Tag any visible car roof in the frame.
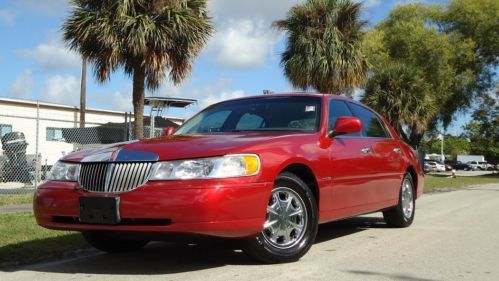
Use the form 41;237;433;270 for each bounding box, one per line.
220;92;356;103
216;93;376;111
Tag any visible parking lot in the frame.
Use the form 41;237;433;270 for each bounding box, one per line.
2;183;498;281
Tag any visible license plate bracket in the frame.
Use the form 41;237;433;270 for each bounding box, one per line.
79;197;120;225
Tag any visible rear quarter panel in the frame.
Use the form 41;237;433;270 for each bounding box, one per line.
399;141;424;198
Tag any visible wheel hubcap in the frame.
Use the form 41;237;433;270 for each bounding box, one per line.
401;179;414;219
262;187;307;249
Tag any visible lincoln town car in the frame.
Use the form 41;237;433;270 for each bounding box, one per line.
34;94;423;263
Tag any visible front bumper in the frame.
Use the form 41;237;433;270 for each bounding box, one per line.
34;179;273;238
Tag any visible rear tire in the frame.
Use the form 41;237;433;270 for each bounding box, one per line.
383;173;415;228
243;172;318;263
82;231;149;253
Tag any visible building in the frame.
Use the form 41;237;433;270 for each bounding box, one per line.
0;97;184;166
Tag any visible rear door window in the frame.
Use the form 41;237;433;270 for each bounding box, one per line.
348;103;389;138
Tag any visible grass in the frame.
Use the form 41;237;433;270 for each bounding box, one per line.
0;193;34;207
424;173;499;193
0;212;89;269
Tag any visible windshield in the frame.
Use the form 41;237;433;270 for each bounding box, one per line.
175;96;322;135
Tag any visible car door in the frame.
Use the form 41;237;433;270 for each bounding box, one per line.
348;103;403;205
327;100;378;216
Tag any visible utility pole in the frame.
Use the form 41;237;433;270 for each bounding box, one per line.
439;133;445;162
80;56;87;128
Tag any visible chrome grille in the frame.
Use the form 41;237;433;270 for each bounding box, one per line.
79;162;153;193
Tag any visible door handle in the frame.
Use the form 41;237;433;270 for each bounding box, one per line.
361;147;372;154
393;147;401;154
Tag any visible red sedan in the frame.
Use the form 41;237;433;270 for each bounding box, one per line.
34;94;423;263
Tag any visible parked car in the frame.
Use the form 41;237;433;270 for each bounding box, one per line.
444;163;453;171
447;161;472;171
467;161;481;170
478;162;495;171
423;162;433;173
34;94;423;263
424;161;446;172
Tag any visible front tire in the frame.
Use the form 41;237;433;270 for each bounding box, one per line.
383;173;416;228
243;172;318;263
82;231;149;253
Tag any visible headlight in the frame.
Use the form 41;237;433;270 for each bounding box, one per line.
48;161;80;182
150;154;260;180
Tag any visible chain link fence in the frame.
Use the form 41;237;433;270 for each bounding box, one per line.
0;107;165;195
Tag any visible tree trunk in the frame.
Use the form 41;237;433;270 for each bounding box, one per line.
409;125;425;148
132;63;146;139
79;56;87;128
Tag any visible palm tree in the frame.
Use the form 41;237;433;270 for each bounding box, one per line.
274;0;368;94
362;63;438;147
63;0;214;138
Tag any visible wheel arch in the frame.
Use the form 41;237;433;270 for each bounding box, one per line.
279;163;320;207
406;165;418;193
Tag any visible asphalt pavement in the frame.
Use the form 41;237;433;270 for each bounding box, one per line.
2;183;499;281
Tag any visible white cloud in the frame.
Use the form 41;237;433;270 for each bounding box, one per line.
210;19;281;69
209;0;303;23
90;78;247;116
106;86;134;111
207;0;378;70
181;89;247;119
41;75;80;106
203;90;246;108
8;69;34;99
206;1;300;70
149;77;248;118
18;39;81;71
209;0;380;25
0;9;15;24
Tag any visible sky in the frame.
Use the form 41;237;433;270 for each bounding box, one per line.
0;0;467;133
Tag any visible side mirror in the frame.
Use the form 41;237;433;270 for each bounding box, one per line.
328;117;362;138
161;127;176;137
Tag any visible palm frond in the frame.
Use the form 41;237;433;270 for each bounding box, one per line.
275;0;368;94
62;0;213;88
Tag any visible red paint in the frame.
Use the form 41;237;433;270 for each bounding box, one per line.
331;116;362;136
35;94;424;238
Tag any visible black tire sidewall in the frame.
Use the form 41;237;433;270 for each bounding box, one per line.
244;172;318;263
397;173;416;225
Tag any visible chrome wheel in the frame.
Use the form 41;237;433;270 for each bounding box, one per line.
262;187;307;249
401;178;414;219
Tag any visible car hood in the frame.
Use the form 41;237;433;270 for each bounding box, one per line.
61;132;313;162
